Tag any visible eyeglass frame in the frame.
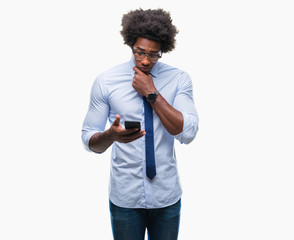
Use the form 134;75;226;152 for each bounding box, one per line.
132;47;162;63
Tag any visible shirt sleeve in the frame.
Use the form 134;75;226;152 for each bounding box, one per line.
173;71;199;144
81;74;109;151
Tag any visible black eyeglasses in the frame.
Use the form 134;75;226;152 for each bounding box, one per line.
132;48;162;63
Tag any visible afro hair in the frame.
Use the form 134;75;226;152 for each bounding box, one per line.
120;8;179;53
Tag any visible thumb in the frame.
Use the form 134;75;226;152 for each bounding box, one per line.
113;114;121;126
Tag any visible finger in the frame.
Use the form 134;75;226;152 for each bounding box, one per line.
121;131;146;143
113;127;136;137
133;66;143;74
122;128;139;135
119;129;145;139
113;114;120;126
133;66;138;72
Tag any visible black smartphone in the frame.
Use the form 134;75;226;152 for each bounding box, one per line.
125;121;141;132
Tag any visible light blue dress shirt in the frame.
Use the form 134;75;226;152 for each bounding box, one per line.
82;56;199;209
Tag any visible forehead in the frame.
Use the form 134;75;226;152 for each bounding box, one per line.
134;37;161;52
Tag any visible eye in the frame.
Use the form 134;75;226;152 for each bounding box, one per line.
149;54;159;59
136;52;145;56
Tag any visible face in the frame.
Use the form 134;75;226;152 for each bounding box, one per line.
132;37;161;74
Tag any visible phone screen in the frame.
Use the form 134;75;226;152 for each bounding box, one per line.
125;121;141;132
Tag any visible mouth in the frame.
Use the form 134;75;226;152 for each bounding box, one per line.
138;67;151;73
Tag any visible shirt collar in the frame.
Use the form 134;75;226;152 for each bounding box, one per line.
129;55;159;78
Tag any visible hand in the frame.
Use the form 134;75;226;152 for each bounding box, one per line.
132;67;156;97
109;115;145;143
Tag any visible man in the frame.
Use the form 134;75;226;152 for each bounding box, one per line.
82;8;199;240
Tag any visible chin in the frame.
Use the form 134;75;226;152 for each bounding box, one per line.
138;67;151;74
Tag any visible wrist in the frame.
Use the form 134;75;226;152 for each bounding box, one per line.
106;128;116;142
144;87;156;97
146;89;159;103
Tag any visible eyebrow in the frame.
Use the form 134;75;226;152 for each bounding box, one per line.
136;46;160;53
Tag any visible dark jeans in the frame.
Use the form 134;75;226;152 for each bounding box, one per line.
109;199;181;240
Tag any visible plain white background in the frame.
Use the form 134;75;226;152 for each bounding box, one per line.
0;0;293;239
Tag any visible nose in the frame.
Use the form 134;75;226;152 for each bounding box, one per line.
141;55;151;65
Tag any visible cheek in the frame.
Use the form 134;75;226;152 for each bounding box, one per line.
134;59;140;66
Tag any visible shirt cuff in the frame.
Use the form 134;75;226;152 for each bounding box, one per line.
174;112;199;144
81;130;99;152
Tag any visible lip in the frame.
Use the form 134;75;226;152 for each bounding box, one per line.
139;67;151;73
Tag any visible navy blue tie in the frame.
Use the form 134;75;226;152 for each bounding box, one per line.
143;96;156;180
